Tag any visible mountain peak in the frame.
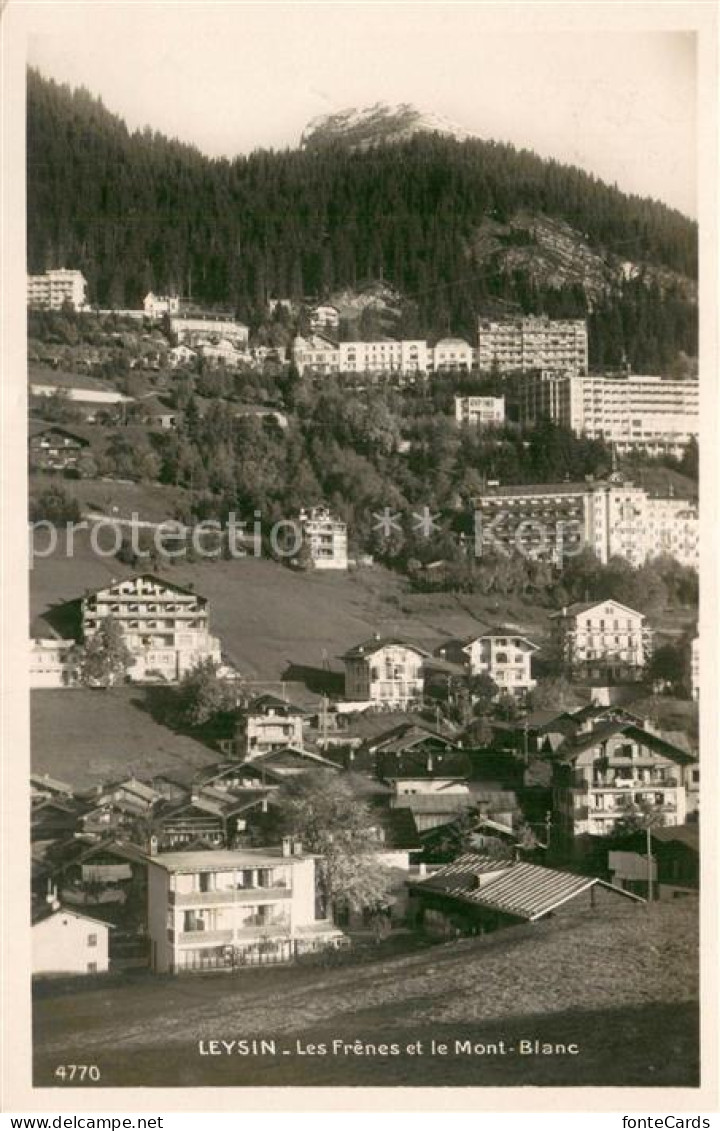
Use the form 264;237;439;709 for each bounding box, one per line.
301;101;474;151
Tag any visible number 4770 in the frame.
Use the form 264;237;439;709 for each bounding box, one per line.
54;1065;101;1082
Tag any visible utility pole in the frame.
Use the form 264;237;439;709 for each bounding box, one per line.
646;824;654;903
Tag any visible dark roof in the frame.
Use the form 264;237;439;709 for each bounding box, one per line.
28;423;91;446
376;749;471;781
341;636;431;661
556;721;696;765
245;693;307;716
396;794;473;815
369;805;421;851
411;853;643;920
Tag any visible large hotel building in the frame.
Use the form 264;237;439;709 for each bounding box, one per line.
27;269;88;311
476;315;588;374
507;370;698;457
474;474;698;570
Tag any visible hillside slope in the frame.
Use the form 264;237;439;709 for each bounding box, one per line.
27;69;697;368
33;899;698;1086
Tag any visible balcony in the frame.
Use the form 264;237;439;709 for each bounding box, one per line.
177;928;233;946
170;886;291;907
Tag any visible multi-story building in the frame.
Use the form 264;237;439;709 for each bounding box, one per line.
147;842;343;972
338;339;429;375
170;315;249;347
143;292;181;319
551;719;694;839
691;636;699;701
430;338;474;373
440;633;538;696
81;574;222;682
342;637;427;709
27;269;88;311
235;694;306;757
297;506;348;570
507;370;699;457
454;395;506;427
292;333;340;375
29;637;78;689
477;315;588;374
549;599;652;682
474;474;698;569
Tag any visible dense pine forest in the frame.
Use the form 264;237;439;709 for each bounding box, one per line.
27;68;698;370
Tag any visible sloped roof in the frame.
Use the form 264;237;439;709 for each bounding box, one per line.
369;805;421;851
83;573;202;600
548;599;645;620
556;721;696;765
396;794;472;815
411;852;643;920
32;902;114;929
377;749;470;781
341;637;431;661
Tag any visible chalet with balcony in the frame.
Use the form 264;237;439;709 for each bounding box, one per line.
29;424;90;473
232;694;306;758
342;636;428;709
551;719;695;840
147;841;344;972
80;574;222;682
549;599;652;682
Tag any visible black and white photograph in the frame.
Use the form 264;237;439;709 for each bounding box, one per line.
1;0;717;1110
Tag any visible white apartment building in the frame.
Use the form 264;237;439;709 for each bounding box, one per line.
144;292;181;319
477;315;588;374
292;334;340;375
170;315;249;347
297;506;348;570
27;269;88;311
338;339;429;375
81;574;222;683
147;844;343;972
29;638;78;689
475;474;698;570
549;600;652;682
461;634;538;696
455;395;506;426
342;637;427;708
508;370;698;457
235;694;306;757
431;338;474;372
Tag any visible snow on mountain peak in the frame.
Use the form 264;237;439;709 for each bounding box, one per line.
301;102;474;150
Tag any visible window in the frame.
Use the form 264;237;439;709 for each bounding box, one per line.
87;933;97;947
87;962;97;974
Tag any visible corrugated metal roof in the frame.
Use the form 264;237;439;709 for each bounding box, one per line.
413;852;642;920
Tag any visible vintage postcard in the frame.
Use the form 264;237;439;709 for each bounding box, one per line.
1;0;718;1114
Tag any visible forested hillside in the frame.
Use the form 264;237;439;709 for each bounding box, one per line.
27;68;698;369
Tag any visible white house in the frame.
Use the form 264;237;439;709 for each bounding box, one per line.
168;344;197;369
691;636;699;701
147;842;344;972
431;337;474;372
342;637;427;709
32;900;110;976
309;304;340;333
549;600;652;682
454;396;506;427
29;637;78;689
27;269;88;311
297;506;348;570
440;634;538;697
144;292;181;319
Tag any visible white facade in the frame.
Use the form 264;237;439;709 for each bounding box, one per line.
551;600;652;679
170;316;249;347
477;315;588;374
691;636;699;701
475;476;698;570
168;345;197;369
147;847;343;973
199;339;248;367
509;371;698;457
462;634;538;695
144;292;181;318
29;638;78;689
298;506;348;570
81;574;222;683
343;639;425;708
338;339;429;375
310;304;340;332
33;906;110;976
431;338;474;372
27;269;88;311
455;395;505;426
